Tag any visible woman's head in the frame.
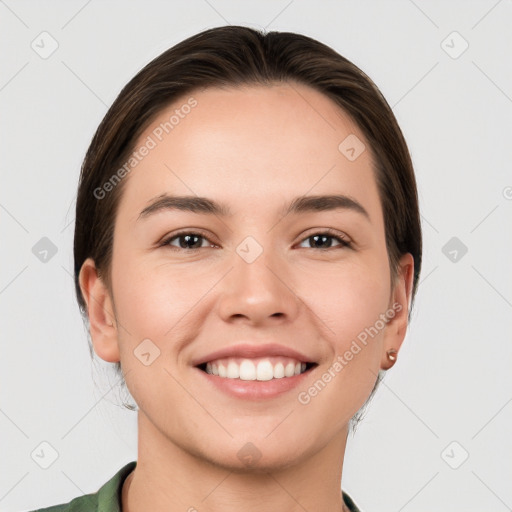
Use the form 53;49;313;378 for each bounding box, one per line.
75;25;421;462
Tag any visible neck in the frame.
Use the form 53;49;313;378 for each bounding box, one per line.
122;412;352;512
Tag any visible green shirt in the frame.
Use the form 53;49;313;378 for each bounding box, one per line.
28;461;362;511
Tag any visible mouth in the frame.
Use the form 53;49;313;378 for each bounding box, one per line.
191;343;320;399
195;357;318;381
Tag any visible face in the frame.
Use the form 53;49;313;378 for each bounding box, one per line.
81;82;412;471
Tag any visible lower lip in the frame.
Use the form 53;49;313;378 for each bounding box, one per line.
194;366;315;400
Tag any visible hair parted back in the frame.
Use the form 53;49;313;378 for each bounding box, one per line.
73;25;422;425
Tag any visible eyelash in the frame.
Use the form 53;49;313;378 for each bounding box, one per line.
159;229;352;251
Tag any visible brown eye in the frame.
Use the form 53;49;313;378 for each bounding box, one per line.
297;231;351;250
161;232;215;250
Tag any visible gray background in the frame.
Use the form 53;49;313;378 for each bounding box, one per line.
1;1;511;511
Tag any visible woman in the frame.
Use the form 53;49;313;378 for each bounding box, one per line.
31;25;421;512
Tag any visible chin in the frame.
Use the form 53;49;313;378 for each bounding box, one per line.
195;438;310;474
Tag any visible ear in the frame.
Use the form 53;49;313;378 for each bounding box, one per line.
78;257;120;363
380;253;415;370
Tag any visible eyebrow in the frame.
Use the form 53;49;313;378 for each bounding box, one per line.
138;193;370;221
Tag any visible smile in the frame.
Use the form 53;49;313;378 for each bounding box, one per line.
192;343;319;399
198;356;317;381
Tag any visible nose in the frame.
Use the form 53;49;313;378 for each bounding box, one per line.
216;243;301;327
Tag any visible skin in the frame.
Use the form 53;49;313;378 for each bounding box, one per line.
79;82;414;512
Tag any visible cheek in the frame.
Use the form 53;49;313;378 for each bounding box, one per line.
297;253;391;349
109;257;211;415
110;248;221;347
293;258;391;423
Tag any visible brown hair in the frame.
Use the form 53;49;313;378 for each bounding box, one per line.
74;25;422;429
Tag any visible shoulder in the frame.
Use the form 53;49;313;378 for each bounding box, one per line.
25;493;97;512
24;461;137;512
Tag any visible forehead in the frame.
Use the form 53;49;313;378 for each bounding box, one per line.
116;82;381;222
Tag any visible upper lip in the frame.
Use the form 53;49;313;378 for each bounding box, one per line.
191;343;316;367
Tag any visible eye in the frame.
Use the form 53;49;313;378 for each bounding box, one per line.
160;231;216;251
297;230;352;250
159;229;352;251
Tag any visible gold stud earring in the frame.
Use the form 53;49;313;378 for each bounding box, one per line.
386;348;397;362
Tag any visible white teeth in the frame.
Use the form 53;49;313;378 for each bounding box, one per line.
273;362;285;379
227;361;239;379
239;360;256;380
203;357;310;380
256;360;274;381
284;362;295;377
